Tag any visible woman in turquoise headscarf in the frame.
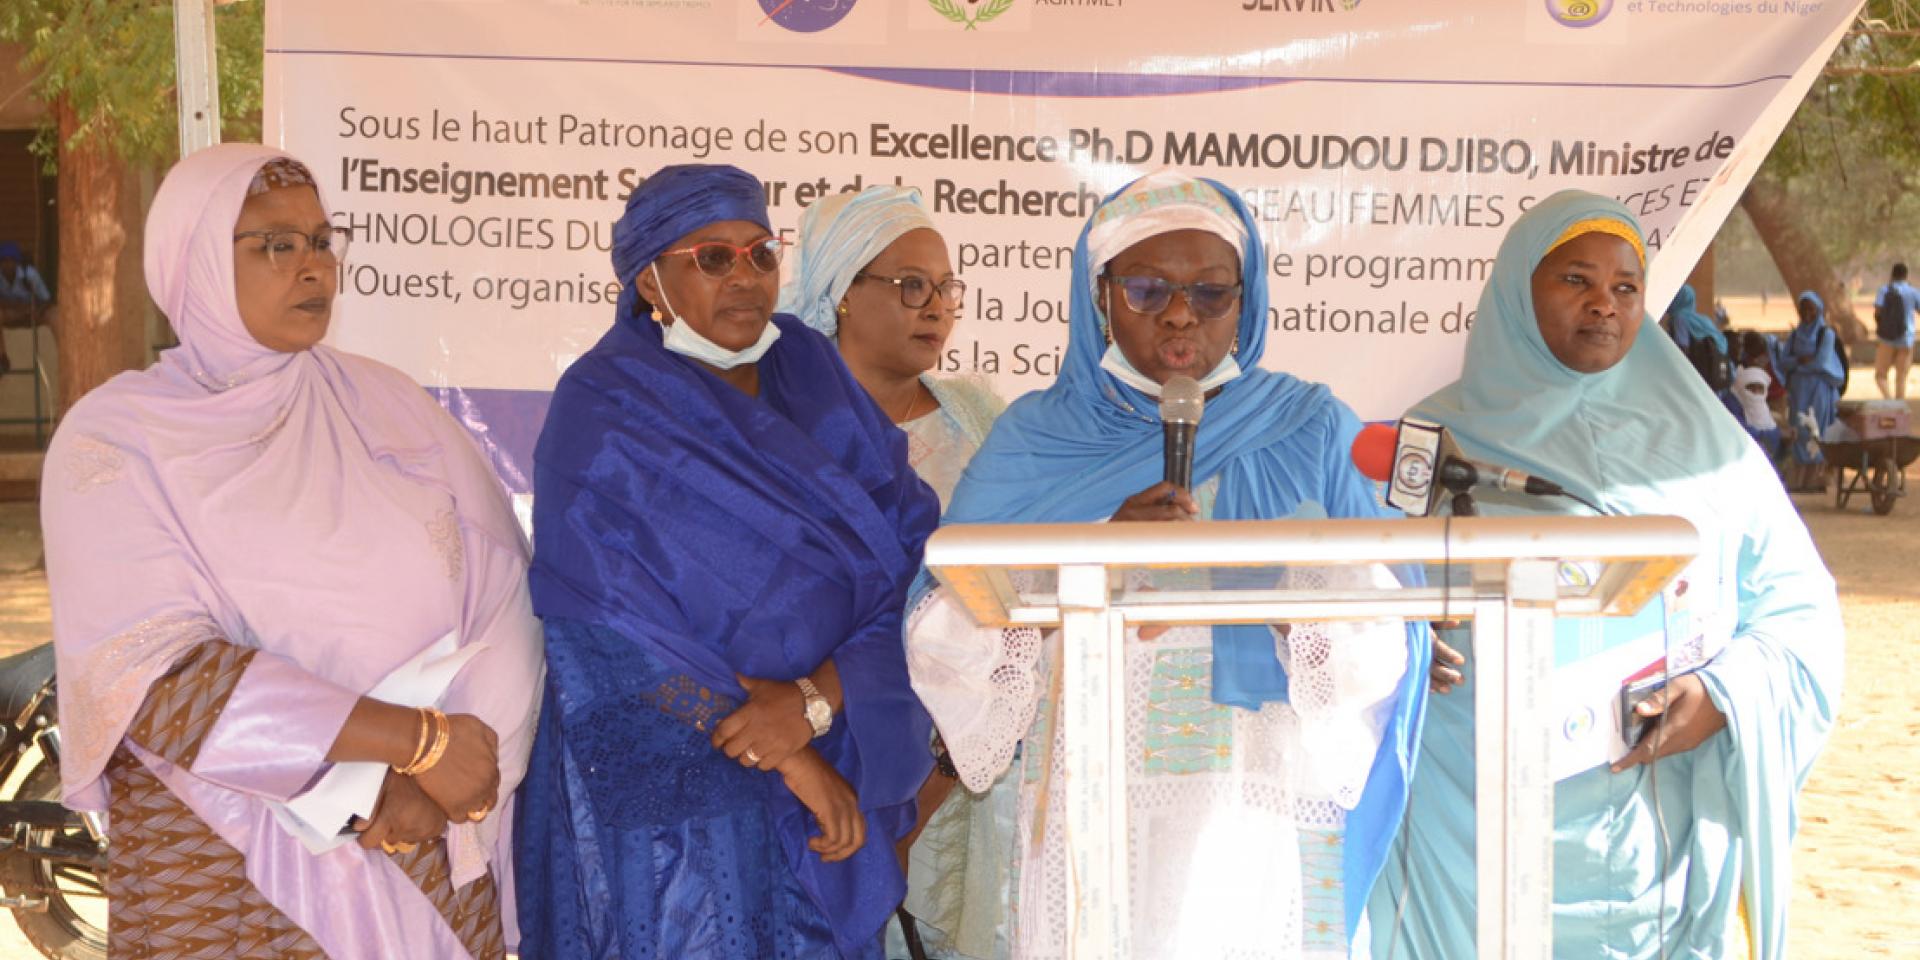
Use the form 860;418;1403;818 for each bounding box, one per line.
1367;191;1842;960
778;184;1010;960
1665;283;1726;354
904;171;1429;959
1780;290;1846;491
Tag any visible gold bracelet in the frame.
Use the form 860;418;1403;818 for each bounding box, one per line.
406;708;452;776
395;706;432;774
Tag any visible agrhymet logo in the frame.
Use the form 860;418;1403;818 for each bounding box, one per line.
927;0;1016;29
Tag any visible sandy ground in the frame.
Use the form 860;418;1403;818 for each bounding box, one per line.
0;429;1910;956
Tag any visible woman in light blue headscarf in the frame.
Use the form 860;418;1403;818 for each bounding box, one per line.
1780;290;1845;490
904;171;1429;959
1665;282;1727;354
1367;191;1842;960
778;185;1009;960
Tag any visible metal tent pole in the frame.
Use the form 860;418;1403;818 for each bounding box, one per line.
174;0;223;157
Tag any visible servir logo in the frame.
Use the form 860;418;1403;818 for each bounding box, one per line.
756;0;859;32
1240;0;1362;11
1545;0;1612;27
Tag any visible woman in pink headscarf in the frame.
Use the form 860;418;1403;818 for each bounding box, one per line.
40;143;542;959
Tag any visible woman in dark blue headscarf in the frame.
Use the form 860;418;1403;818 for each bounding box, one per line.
513;164;941;959
1781;290;1845;490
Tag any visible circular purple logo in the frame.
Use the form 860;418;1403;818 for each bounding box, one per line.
757;0;859;33
1546;0;1611;27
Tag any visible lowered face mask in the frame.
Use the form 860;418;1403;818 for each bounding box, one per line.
650;263;781;369
1099;342;1242;398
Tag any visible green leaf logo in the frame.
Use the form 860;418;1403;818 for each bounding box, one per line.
926;0;1016;31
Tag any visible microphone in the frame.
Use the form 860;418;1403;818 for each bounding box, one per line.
1351;420;1566;516
1160;375;1204;491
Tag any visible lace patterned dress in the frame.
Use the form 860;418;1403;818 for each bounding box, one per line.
905;478;1410;960
887;377;1019;960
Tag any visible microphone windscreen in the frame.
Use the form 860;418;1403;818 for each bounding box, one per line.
1159;375;1205;425
1350;422;1398;482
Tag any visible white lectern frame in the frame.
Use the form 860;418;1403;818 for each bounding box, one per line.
924;515;1698;960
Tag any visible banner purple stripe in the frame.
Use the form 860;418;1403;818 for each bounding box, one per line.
823;66;1293;98
266;48;1792;95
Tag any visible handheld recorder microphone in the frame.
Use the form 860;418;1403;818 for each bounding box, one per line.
1159;375;1204;491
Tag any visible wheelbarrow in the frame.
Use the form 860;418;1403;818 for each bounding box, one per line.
1820;435;1918;516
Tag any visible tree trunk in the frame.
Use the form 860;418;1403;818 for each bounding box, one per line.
51;95;138;417
1740;172;1866;343
1685;240;1716;320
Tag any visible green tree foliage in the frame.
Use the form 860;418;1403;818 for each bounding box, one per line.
1722;1;1920;294
0;0;264;166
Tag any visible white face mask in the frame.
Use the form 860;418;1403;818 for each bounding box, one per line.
650;263;781;370
1098;344;1242;398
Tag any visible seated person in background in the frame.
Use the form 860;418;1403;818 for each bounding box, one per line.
1733;360;1783;463
0;240;54;372
1369;191;1841;960
905;171;1428;960
778;184;1009;960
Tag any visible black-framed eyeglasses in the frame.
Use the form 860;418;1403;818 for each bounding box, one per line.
854;272;967;310
232;227;352;273
658;238;786;278
1105;274;1241;321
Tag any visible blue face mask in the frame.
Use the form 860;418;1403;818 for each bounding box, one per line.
650;263;781;369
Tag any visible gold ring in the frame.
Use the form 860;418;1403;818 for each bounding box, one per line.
468;805;492;821
744;749;762;766
394;841;417;854
380;841;398;854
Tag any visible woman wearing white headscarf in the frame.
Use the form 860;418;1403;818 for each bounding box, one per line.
779;185;1008;960
903;172;1427;960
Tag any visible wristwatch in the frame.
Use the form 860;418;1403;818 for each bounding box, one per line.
796;677;833;739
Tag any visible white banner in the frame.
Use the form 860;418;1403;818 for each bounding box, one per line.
264;0;1860;489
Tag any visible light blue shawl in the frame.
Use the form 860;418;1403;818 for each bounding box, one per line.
1369;191;1842;959
1667;283;1728;353
1786;290;1846;388
930;174;1430;935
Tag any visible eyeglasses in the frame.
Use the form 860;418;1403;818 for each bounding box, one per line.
232;227;352;273
1105;274;1241;321
658;238;786;278
854;272;967;310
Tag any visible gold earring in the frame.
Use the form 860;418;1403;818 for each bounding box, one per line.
836;301;849;319
1231;332;1241;356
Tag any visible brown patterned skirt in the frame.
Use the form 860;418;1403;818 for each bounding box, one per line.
105;749;507;960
